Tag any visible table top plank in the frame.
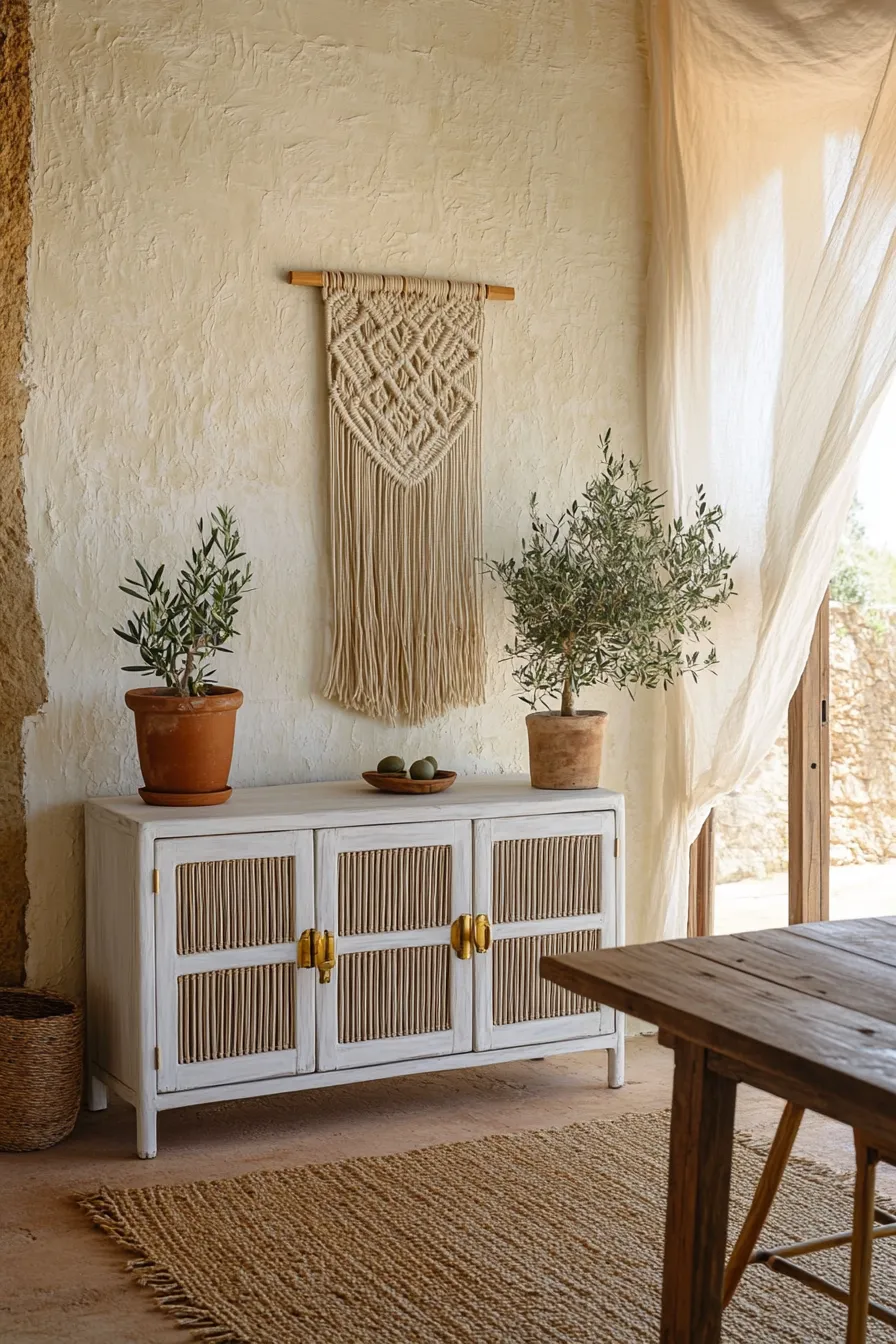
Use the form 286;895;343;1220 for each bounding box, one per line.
541;940;896;1114
785;917;896;969
668;927;896;1027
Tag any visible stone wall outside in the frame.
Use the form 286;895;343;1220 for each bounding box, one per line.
714;605;896;883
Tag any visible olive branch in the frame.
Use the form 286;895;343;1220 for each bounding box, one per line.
114;506;252;697
483;432;736;714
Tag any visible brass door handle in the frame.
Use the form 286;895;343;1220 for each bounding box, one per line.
316;929;336;984
450;914;473;960
473;914;492;954
297;928;321;969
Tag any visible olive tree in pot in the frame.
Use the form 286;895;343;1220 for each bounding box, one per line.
483;433;735;790
116;506;252;806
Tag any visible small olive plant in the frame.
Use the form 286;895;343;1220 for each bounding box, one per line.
483;432;736;715
115;506;252;697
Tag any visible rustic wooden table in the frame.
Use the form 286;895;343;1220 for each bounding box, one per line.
542;919;896;1344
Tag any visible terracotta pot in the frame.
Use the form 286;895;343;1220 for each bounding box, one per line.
125;686;243;806
525;710;608;790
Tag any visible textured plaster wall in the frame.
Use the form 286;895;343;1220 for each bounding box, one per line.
0;1;47;984
25;0;647;996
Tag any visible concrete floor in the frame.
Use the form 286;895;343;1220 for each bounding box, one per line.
2;1034;893;1343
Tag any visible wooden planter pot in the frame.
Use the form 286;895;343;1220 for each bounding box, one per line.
125;686;243;806
526;710;608;790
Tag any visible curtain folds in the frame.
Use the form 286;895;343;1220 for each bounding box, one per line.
641;0;896;943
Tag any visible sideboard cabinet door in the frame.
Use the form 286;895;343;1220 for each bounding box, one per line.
315;821;473;1071
472;812;617;1052
154;831;315;1093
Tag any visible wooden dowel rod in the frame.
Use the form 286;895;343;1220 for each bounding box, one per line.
759;1255;896;1328
754;1221;896;1262
287;270;514;301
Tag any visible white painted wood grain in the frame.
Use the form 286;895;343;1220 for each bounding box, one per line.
136;827;158;1149
91;1062;136;1107
338;927;452;954
155;1031;621;1111
473;811;618;1052
154;830;315;1091
86;815;141;1091
316;820;473;1072
86;777;624;838
173;942;295;975
172;1048;299;1092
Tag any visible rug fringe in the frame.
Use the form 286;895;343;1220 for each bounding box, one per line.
78;1191;246;1343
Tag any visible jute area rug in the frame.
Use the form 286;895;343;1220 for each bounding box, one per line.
82;1110;896;1343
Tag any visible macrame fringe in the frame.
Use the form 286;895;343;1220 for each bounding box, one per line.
321;270;486;724
323;383;485;725
79;1191;245;1343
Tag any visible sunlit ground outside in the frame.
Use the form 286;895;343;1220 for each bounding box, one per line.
715;860;896;934
713;417;896;935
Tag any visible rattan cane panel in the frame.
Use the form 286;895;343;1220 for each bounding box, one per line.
338;846;452;936
178;963;296;1063
493;928;602;1026
492;835;602;924
338;945;451;1044
176;857;295;955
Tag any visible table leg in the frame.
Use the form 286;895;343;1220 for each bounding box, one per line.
661;1039;737;1344
847;1133;879;1344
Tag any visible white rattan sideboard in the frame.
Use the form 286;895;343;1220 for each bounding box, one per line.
85;776;625;1157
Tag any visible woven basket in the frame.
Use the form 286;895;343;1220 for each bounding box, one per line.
0;988;83;1152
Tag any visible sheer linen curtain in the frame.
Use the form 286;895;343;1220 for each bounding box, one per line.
640;0;896;943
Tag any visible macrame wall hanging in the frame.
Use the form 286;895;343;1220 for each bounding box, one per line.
289;268;514;724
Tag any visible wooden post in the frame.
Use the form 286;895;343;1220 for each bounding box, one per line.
788;591;830;924
688;812;715;938
661;1038;737;1343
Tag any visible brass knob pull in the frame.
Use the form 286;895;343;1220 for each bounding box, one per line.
473;914;492;954
316;929;336;984
450;914;473;960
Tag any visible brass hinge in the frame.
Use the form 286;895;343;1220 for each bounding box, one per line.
613;838;619;858
450;914;473;960
316;930;336;985
154;1046;161;1070
473;913;492;954
152;868;160;894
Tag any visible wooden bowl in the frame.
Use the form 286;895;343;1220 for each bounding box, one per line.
362;770;457;795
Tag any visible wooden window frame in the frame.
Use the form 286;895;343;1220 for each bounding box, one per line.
687;811;716;938
688;590;830;936
787;592;830;924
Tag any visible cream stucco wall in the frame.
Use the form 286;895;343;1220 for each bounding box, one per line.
23;0;647;996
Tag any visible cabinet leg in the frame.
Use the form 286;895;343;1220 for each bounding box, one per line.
87;1074;108;1111
137;1103;157;1159
608;1036;625;1088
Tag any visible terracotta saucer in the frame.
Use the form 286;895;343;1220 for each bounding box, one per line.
138;786;233;807
361;771;457;795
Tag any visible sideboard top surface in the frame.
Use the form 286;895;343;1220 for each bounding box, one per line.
86;775;624;836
